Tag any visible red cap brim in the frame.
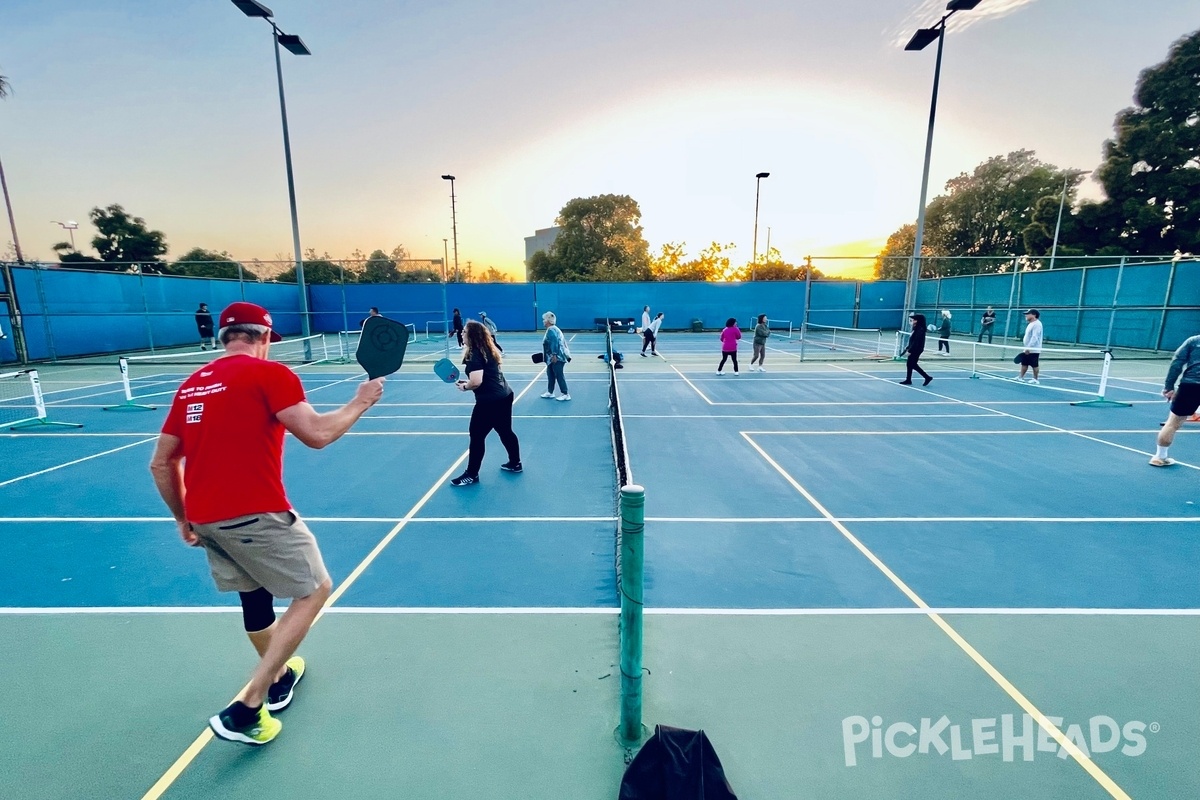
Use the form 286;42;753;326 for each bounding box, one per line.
269;331;283;342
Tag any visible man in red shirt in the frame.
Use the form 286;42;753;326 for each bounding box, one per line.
150;302;383;746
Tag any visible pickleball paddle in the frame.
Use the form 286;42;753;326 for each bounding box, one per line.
433;357;460;383
356;316;409;379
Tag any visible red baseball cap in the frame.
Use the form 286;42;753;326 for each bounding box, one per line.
218;302;283;342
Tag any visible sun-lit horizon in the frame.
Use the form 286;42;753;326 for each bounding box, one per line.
1;0;1196;282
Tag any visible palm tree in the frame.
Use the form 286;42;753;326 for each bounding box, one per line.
0;72;24;264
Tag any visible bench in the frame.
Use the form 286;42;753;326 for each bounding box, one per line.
595;317;636;332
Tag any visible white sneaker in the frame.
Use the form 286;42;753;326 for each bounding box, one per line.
556;394;571;401
758;367;766;373
1029;378;1040;385
540;392;554;398
716;371;723;376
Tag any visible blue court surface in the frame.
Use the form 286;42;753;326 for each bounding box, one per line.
1;331;1197;799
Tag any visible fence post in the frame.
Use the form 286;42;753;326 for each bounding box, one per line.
617;484;647;748
1002;257;1019;343
1154;258;1178;352
32;265;58;361
1;262;29;364
1104;257;1126;351
1074;266;1087;345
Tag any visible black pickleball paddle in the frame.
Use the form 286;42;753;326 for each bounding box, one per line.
356;316;409;379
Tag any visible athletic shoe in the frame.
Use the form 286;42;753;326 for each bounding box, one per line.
923;376;933;386
209;701;281;746
898;380;913;385
540;392;554;398
640;352;647;357
266;656;305;712
1149;456;1176;467
450;473;479;487
500;461;523;473
716;371;723;376
556;394;571;401
758;367;766;373
1028;379;1040;385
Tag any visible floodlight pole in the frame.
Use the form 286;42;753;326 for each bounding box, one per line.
1048;171;1087;270
752;172;769;280
443;175;459;281
270;22;310;336
904;21;946;317
0;155;24;264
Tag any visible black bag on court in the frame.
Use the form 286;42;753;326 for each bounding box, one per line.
618;725;738;800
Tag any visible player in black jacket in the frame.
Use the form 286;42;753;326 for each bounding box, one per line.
899;312;932;386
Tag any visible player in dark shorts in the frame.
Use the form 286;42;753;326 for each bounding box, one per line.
195;303;215;350
1151;333;1200;466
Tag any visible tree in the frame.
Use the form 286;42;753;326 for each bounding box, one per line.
750;249;818;281
0;72;23;264
874;151;1082;277
360;249;401;283
173;248;255;280
479;267;512;283
1073;29;1200;255
277;249;343;284
650;241;739;281
88;204;168;272
528;194;651;282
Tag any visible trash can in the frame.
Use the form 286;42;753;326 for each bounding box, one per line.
691;319;704;333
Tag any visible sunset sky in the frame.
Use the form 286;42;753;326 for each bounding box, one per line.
1;0;1196;280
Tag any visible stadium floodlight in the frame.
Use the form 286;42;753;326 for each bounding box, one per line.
752;172;770;277
231;0;312;335
904;28;941;51
232;0;273;18
51;220;79;250
442;176;459;281
900;0;982;317
277;34;310;56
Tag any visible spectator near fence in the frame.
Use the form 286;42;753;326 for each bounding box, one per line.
195;303;215;351
978;306;996;343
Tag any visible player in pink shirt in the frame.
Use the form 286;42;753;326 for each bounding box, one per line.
717;318;742;375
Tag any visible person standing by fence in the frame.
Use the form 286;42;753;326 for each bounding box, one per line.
978;306;996;343
195;303;215;351
937;310;952;355
452;308;464;347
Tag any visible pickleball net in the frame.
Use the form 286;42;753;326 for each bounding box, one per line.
894;331;1130;406
105;333;332;411
0;369;82;430
801;323;888;359
337;324;418;362
606;327;646;746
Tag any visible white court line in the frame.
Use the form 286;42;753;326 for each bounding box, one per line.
743;429;1184;436
668;362;714;404
831;362;1200;471
0;437;158;488
739;430;1130;799
2;606;1197;616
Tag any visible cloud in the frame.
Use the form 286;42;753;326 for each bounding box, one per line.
889;0;1040;47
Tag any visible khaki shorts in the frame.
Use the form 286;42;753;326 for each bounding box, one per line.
191;510;330;599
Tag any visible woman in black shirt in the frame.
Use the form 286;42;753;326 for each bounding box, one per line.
450;320;522;486
899;313;933;386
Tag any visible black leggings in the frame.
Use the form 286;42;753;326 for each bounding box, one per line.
641;330;656;353
466;393;520;475
718;351;739;372
938;338;949;353
906;351;931;382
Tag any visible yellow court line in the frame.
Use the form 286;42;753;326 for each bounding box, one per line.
140;371;547;800
740;431;1132;800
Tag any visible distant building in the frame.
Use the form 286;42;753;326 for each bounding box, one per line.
523;226;561;281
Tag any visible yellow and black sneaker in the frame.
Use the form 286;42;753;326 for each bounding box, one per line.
267;656;306;712
209;701;281;745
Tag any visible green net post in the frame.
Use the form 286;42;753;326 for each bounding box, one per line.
617;484;647;748
102;357;157;411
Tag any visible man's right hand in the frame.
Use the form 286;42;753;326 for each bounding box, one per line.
355;378;384;407
1164;389;1175;401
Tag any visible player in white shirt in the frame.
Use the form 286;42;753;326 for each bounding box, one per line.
1018;309;1044;384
